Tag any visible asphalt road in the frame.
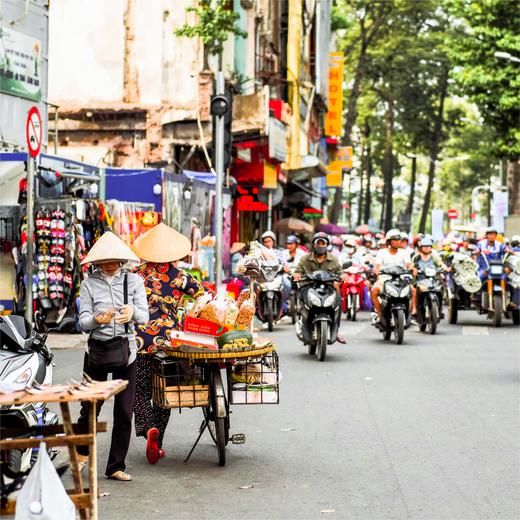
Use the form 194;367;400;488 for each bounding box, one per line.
45;311;519;520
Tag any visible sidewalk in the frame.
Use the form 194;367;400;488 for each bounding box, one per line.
47;332;85;350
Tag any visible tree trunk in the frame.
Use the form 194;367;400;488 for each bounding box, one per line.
418;67;449;234
363;121;372;224
382;95;394;231
405;155;417;217
357;142;365;226
123;0;140;103
507;159;520;215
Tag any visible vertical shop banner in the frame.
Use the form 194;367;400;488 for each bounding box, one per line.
263;162;277;189
492;190;508;233
324;52;344;137
326;146;352;187
0;27;42;101
431;209;444;240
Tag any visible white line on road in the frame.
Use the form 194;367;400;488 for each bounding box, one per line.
462;326;490;336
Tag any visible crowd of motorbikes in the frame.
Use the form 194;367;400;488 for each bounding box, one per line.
251;228;520;360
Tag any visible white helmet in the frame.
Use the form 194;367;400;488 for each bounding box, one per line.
386;229;401;241
344;238;357;248
261;231;276;243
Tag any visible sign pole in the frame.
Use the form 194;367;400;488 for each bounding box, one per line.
24;105;42;324
25;156;35;323
214;71;225;287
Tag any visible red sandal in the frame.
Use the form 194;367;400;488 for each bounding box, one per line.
146;428;160;465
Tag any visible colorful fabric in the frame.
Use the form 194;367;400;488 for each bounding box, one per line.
134;262;204;353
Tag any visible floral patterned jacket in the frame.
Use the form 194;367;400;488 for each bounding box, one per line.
134;262;204;353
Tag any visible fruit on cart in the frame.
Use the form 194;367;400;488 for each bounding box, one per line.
217;329;253;350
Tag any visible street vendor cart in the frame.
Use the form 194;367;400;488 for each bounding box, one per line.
152;341;279;467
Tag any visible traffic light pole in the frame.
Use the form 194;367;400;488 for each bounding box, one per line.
214;71;225;287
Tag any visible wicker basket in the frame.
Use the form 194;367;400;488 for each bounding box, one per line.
151;357;209;409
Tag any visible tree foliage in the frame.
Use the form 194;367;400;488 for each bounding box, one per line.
175;0;247;60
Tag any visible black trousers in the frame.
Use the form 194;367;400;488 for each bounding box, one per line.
77;353;136;476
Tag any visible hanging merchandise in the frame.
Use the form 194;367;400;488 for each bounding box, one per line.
105;200;160;246
15;198;112;330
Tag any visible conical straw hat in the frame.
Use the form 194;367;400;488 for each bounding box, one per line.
132;223;191;263
81;231;140;265
230;242;246;254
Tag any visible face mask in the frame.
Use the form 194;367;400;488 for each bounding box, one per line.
314;245;328;255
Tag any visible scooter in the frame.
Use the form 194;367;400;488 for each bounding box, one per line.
255;270;284;332
341;263;366;321
296;270;342;361
415;266;443;335
374;266;413;345
0;315;73;500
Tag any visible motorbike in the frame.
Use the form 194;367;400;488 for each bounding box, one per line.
504;253;520;325
0;315;74;500
255;269;284;332
295;270;342;361
341;263;366;321
415;266;443;334
374;266;413;345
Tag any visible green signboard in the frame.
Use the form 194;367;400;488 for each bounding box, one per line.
0;26;42;102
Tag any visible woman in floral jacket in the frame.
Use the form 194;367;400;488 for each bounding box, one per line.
132;223;205;464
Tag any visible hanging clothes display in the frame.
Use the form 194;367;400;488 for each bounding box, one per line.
105;200;160;246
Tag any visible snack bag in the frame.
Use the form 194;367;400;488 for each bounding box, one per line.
235;299;255;328
189;293;213;317
224;302;239;325
236;289;251;308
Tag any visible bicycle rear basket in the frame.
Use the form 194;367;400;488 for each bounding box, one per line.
151;356;209;409
227;350;279;405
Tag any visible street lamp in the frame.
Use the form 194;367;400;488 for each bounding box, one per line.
494;51;520;63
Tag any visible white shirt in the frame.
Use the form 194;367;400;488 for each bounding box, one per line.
283;248;306;268
375;248;409;269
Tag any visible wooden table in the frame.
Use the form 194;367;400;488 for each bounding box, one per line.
0;379;127;520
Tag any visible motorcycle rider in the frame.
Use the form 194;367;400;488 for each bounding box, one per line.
261;230;290;311
399;232;414;261
477;226;506;281
411;236;450;314
293;232;345;342
371;229;413;324
284;235;305;267
340;238;364;266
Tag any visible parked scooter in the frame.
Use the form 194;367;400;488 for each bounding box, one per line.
341;262;366;321
374;266;413;344
0;315;74;499
415;266;443;334
255;270;284;332
295;270;342;361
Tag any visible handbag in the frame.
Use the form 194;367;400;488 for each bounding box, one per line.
87;274;130;371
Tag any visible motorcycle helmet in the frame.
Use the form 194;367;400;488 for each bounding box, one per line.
485;226;498;235
343;238;357;248
286;235;298;244
400;232;409;241
386;229;401;246
511;235;520;247
412;233;424;248
362;234;373;245
418;237;433;248
312;232;330;255
261;231;276;245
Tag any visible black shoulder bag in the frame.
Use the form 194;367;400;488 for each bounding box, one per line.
87;274;131;371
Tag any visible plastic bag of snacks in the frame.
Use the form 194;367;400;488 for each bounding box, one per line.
236;241;280;282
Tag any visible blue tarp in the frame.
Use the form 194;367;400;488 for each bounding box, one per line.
182;169;216;185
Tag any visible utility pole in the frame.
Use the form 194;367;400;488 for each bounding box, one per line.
25;156;35;323
213;71;226;287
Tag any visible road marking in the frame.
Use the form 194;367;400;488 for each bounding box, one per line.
462;326;489;336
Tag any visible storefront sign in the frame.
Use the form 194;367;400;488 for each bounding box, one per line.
0;27;42;102
324;52;344;137
326;146;352;187
263;162;277;189
268;117;288;162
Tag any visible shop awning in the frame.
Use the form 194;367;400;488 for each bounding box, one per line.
281;155;328;182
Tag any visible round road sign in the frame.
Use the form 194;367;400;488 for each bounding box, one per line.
447;209;459;219
26;106;42;157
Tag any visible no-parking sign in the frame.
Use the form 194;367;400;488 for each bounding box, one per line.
26;106;42;157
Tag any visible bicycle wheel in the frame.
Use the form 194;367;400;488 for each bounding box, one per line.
210;368;229;466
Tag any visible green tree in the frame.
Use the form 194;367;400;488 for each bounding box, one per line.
447;0;520;213
175;0;247;69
